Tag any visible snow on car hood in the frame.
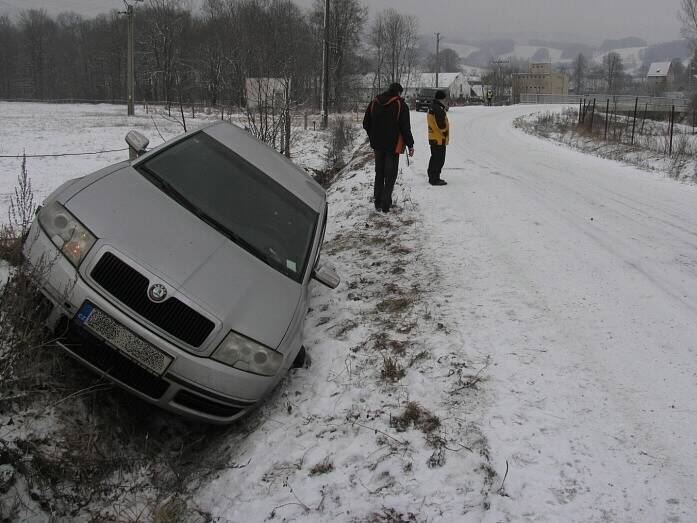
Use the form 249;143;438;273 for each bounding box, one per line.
64;165;302;350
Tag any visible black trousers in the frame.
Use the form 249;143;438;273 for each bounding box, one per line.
428;145;446;182
374;150;400;210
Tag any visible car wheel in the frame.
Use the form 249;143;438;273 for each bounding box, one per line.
292;346;306;368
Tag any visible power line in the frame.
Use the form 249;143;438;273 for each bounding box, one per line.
0;148;129;159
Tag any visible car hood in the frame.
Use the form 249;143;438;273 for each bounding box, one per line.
65;165;302;349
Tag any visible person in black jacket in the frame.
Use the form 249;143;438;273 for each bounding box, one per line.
362;83;415;213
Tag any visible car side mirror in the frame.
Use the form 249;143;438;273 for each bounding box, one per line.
312;264;340;289
126;130;149;160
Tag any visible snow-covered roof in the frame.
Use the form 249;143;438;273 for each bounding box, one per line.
347;72;463;91
647;62;672;77
408;72;462;89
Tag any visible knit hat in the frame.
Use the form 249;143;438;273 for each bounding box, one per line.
435;90;447;100
387;83;404;96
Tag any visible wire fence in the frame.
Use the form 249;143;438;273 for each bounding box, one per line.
573;96;696;156
519;93;691;114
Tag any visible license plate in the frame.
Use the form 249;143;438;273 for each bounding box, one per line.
75;302;173;375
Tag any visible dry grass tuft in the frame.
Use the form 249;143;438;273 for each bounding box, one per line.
391;402;440;434
152;496;189;523
370;507;419;522
381;357;405;382
309;458;334;476
376;296;415;314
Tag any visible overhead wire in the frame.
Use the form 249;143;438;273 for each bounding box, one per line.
0;148;129;159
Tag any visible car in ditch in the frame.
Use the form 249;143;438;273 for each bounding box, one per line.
23;122;340;424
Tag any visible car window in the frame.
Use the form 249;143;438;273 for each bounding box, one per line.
137;132;318;283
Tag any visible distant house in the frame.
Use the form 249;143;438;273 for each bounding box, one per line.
646;62;674;92
511;63;569;103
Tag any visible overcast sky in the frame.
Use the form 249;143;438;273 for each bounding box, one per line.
0;0;684;45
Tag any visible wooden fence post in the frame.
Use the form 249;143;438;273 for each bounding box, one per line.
641;102;648;135
669;105;675;155
604;99;610;140
589;98;596;132
631;97;638;145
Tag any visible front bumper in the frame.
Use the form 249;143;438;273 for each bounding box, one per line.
23;222;283;424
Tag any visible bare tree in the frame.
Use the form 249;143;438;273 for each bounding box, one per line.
312;0;367;112
369;9;419;89
425;48;461;73
0;0;326;112
19;9;57;99
140;0;192;104
604;52;624;94
680;0;697;48
0;15;18;98
572;53;587;95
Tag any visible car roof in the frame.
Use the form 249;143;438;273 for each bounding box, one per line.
135;121;326;213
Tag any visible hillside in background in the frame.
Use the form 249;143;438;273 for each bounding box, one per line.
439;35;691;75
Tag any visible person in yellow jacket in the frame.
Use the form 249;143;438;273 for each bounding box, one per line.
427;90;449;186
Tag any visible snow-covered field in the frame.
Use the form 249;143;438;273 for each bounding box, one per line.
0;103;202;218
3;101;697;521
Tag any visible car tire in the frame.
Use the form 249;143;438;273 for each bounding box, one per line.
292;346;307;368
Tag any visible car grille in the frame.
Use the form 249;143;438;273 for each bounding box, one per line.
60;322;170;399
91;252;215;348
173;390;244;418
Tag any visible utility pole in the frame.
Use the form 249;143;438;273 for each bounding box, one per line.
435;32;442;88
122;0;142;116
320;0;330;129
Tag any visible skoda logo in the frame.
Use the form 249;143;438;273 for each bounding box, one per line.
148;283;168;303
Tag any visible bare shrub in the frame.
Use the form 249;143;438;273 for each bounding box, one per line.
324;117;356;172
371;508;419;522
518;109;578;139
309;458;334;476
0;162;52;389
391;402;440;433
1;154;37;264
669;132;693;179
152;496;189;523
381;357;405;382
0;259;54;394
376;295;415;314
9;154;35;239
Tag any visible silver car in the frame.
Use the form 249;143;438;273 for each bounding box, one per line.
23;122;339;424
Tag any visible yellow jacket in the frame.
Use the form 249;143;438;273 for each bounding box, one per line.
427;100;449;145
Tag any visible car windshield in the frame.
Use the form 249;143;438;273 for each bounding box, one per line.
136;132;318;283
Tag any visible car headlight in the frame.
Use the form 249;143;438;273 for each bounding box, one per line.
212;331;284;377
38;201;97;267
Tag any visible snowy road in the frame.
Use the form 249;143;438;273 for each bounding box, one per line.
406;106;697;521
